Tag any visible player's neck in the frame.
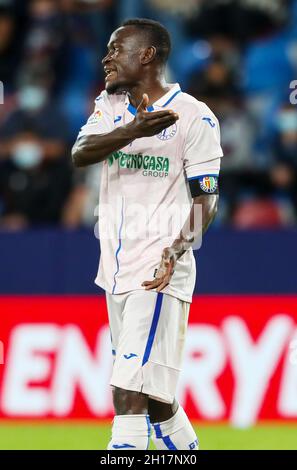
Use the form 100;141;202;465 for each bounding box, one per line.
128;76;170;109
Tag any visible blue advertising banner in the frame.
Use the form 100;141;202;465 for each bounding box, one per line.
0;228;297;294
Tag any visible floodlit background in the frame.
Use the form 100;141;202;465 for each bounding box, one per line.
0;0;297;450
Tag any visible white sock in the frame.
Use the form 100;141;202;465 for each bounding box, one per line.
107;414;151;450
151;405;199;450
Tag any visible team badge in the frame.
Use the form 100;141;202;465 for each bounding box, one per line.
199;176;218;193
157;123;177;141
87;110;103;124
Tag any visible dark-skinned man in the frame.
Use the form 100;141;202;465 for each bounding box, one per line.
72;18;223;450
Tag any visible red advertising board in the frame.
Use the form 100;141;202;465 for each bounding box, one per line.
0;296;297;426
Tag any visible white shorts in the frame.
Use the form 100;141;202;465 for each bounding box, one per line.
106;290;190;404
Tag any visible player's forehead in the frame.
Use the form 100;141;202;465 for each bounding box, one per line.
107;26;142;49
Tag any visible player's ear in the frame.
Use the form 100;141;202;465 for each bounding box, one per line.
140;46;156;65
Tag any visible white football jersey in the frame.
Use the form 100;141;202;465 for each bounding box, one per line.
78;83;223;302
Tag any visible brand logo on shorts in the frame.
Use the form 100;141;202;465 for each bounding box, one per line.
189;438;199;450
123;353;138;360
157;123;177;140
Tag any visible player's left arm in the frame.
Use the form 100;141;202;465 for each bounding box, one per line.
142;105;223;292
142;192;218;292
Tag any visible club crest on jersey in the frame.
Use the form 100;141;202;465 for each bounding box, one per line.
199;176;218;193
157;123;177;141
87;110;103;124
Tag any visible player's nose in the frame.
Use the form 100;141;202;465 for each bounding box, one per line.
102;53;112;65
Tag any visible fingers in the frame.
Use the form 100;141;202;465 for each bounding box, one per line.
145;110;179;120
133;104;179;139
147;116;179;134
148;114;179;126
137;93;149;112
142;266;173;291
142;93;149;109
142;278;163;289
141;248;175;292
142;277;170;291
156;280;169;292
142;280;156;287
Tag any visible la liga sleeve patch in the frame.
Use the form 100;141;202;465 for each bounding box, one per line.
87;110;103;125
188;175;219;197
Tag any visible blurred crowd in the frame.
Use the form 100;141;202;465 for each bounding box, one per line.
0;0;297;230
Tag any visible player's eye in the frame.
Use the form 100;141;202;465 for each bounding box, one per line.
108;48;118;56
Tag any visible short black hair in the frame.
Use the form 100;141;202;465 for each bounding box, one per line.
122;18;171;65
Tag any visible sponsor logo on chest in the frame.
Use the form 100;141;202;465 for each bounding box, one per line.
108;150;170;178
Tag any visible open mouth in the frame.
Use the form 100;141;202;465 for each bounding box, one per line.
104;67;117;81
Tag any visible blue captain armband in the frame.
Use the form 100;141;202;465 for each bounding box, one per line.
188;175;219;198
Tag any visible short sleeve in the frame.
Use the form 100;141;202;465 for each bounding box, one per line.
183;105;223;180
78;91;114;138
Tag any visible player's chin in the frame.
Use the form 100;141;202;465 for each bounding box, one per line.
105;79;123;95
105;78;130;95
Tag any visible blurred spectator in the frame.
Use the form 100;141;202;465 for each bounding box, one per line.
185;0;289;43
232;198;295;228
18;0;69;93
269;104;297;215
0;75;73;229
0;4;23;95
149;0;200;18
1;0;297;230
58;0;114;139
62;164;102;228
273;105;297;168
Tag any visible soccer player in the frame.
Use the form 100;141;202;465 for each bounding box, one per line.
72;18;223;450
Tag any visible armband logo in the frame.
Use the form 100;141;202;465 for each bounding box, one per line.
199;176;218;193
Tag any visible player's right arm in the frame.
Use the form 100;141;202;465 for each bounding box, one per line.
72;94;178;168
